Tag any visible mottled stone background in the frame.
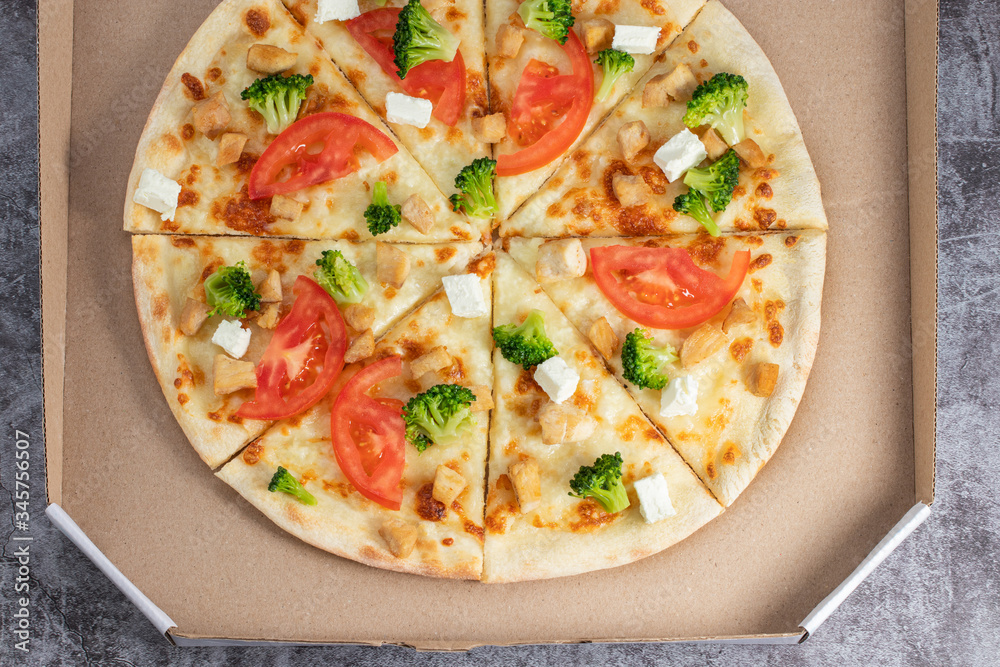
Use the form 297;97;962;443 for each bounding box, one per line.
2;0;997;664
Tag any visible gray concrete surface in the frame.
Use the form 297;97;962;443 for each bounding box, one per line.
1;0;998;663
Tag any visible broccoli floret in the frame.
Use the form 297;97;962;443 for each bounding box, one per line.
267;466;318;505
314;250;369;305
403;384;477;452
240;73;314;135
492;309;558;369
393;0;460;79
568;452;630;514
593;48;635;102
621;328;678;390
682;72;749;146
517;0;575;44
203;261;261;318
364;181;402;236
672;149;739;237
449;157;497;218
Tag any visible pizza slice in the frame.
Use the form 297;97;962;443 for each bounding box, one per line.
125;0;484;243
216;254;495;578
132;234;483;467
487;0;707;220
501;0;828;238
505;230;825;505
281;0;490;199
483;251;722;582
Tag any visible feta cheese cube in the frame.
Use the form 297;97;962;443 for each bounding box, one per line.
660;375;699;418
441;274;488;318
385;92;433;129
534;357;579;404
212;320;252;359
132;168;181;221
633;473;676;523
653;129;708;183
315;0;360;22
611;25;661;55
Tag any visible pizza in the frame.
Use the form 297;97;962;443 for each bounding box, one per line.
126;0;827;581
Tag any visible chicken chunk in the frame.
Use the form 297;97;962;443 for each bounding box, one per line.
376;242;410;288
471;113;506;143
580;17;615;53
588;317;620;360
179;298;210;336
410;346;452;379
699;127;729;161
255;302;281;329
212;354;257;396
642;74;673;108
379;518;418;558
432;465;467;506
537;402;596;445
342;303;375;331
344;329;375;363
659;63;699;101
257;269;282;303
722;297;755;333
611;173;650;208
192;92;231;140
246;44;297;74
746;362;779;397
617;120;650;162
496;24;525;59
269;194;303;221
535;238;587;283
732;138;768;167
680;324;727;369
508;458;541;513
401;194;434;234
469;384;494;412
216;132;247;166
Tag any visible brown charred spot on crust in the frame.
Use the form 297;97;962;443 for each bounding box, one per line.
416;483;447;522
446;125;464;143
281;240;305;256
212;187;275;235
744;236;764;247
435;246;457;263
595;0;620;13
396;337;427;361
700;59;709;68
251;240;287;270
227;413;244;425
181;73;206;101
208;410;223;422
640;0;666;15
438;358;468;384
639;165;668;195
152;294;169;320
161;220;180;232
322;480;354;498
242;440;263;465
244;8;270;36
754;167;779;181
206;67;222;82
514;368;543;395
751;278;763;292
706;461;717;479
721;442;740;465
177;393;189;405
764;299;786;321
616;415;645;442
785;235;799;247
547;201;565;217
185;165;201;185
734;217;752;231
171;237;196;248
287;2;308;25
442;537;454;546
464;520;484;542
755;182;774;199
687;39;700;53
687;235;725;265
181;124;195;140
236;153;259;174
570;390;595;413
173;378;182;388
347;69;367;86
449;226;473;240
729;337;754;363
570;499;620;532
200;259;223;283
511;397;544;419
769;321;784;347
178;188;199;208
468;252;496;278
748;253;773;273
467;73;487;110
733;185;747;199
753;207;777;230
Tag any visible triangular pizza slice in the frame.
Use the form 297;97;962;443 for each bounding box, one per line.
132;233;483;467
125;0;484;243
501;0;828;238
483;250;722;582
216;253;495;578
282;0;490;198
487;0;707;220
505;231;825;505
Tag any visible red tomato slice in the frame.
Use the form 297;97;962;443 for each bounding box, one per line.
248;112;397;199
330;356;406;510
591;246;752;330
497;31;593;176
347;8;466;126
236;276;347;420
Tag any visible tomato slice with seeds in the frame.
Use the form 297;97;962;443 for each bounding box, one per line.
347;8;466;126
236;276;347;420
247;112;397;199
591;246;751;330
497;31;593;176
330;357;406;510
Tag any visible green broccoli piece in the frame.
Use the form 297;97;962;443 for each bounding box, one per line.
314;249;369;305
240;73;314;135
621;328;678;390
364;181;402;236
449;157;497;218
671;149;739;237
517;0;575;44
393;0;460;79
568;452;630;514
492;309;558;369
682;72;749;146
267;466;318;505
203;261;261;318
593;48;635;102
403;384;477;453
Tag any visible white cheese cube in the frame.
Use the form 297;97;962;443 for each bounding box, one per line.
534;357;579;404
660;375;699;418
611;25;661;55
212;320;252;359
315;0;360;22
653;129;708;183
441;274;488;318
385;92;434;129
132;168;181;221
633;473;676;523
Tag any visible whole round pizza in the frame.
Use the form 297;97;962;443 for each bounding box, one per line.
126;0;827;582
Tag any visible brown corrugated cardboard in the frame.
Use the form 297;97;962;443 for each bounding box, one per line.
39;0;938;647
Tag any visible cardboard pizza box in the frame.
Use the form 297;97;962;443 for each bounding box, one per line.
37;0;938;648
